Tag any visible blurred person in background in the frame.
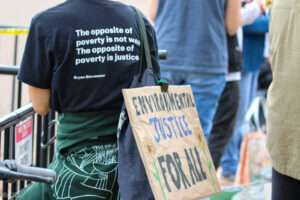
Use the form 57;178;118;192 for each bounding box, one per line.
209;0;264;170
267;0;300;199
208;34;242;169
16;0;159;199
220;0;269;183
149;0;240;138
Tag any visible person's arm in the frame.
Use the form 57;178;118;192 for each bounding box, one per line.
28;86;50;116
144;16;160;76
18;16;53;116
225;0;241;35
148;0;158;23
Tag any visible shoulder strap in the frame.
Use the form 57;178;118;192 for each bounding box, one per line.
132;7;154;74
132;7;168;91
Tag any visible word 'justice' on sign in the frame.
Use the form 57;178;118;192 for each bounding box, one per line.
122;86;220;200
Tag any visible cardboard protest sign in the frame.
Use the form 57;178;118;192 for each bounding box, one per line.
122;85;220;200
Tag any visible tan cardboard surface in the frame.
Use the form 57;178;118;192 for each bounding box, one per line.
123;85;220;200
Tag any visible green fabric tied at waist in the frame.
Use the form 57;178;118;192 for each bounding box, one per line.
56;110;120;153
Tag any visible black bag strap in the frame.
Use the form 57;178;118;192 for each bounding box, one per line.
132;7;169;91
134;8;153;73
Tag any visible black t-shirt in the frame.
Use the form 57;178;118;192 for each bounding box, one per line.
18;0;159;113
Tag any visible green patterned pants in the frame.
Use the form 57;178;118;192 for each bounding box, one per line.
17;142;119;200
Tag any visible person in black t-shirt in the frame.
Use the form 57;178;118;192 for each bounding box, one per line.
17;0;159;199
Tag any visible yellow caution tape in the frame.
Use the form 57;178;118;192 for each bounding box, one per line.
0;28;29;36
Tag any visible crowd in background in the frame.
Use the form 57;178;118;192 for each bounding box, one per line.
149;0;270;186
12;0;300;199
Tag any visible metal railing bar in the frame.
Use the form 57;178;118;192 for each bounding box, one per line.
11;35;20;111
41;116;49;168
0;65;19;76
0;104;33;130
35;116;42;167
48;112;56;164
17;80;23;109
0;25;28;29
3;129;10;200
9;127;17;195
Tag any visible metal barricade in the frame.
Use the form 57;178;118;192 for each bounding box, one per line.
0;26;29;111
0;64;55;200
0;105;56;200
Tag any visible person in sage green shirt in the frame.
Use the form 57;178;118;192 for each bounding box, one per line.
267;0;300;199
